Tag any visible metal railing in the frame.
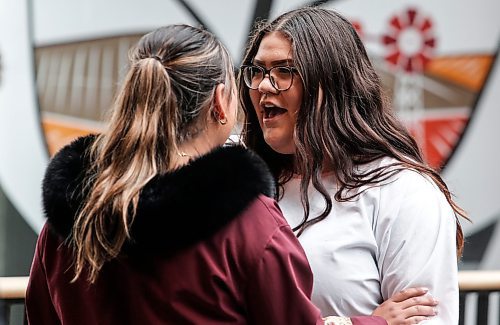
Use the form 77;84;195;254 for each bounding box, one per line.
0;277;28;325
458;271;500;325
1;272;500;325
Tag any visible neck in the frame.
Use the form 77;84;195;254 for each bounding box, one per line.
172;132;218;169
291;159;335;177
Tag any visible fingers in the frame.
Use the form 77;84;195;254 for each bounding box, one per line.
374;288;440;324
402;305;438;318
390;287;429;303
400;295;439;310
404;316;432;324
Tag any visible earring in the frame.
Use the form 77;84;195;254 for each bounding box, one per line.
219;117;227;125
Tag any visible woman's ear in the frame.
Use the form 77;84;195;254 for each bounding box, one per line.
212;83;228;123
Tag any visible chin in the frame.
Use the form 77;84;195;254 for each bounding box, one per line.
266;140;295;155
274;148;295;155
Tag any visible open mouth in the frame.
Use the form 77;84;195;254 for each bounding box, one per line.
263;105;287;119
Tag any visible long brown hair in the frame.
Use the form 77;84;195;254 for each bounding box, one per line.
239;7;468;256
72;25;234;283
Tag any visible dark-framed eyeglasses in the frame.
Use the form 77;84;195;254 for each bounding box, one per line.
241;65;298;91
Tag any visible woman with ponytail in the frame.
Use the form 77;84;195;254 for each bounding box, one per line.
26;24;385;325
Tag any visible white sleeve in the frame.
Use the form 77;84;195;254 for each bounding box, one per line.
375;170;459;324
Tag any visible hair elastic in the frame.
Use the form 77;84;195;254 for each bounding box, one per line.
152;55;163;62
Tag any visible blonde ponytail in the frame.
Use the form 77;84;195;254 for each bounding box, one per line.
72;57;179;283
71;25;235;283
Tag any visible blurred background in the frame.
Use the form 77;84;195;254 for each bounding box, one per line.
1;0;499;324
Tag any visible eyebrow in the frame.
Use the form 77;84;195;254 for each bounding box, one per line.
253;59;294;66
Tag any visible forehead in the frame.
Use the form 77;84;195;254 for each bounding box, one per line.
253;31;293;64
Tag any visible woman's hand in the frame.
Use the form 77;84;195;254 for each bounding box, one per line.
372;287;438;324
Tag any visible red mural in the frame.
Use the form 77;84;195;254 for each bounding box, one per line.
350;7;493;169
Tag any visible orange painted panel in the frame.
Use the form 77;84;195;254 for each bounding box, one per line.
42;118;103;156
426;55;493;92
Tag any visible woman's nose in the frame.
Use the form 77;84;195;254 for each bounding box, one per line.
257;75;279;94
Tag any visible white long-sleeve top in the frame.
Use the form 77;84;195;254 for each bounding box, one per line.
279;157;459;324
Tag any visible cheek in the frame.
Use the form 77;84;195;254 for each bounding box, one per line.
249;92;262;116
287;88;303;119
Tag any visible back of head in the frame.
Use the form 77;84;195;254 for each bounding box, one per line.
72;24;235;283
115;24;234;166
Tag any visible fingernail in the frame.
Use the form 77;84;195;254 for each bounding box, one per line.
421;287;429;292
433;298;439;304
433;308;439;315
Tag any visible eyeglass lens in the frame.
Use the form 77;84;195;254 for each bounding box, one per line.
243;66;294;91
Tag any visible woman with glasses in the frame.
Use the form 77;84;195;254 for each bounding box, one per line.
239;7;467;325
26;24;386;325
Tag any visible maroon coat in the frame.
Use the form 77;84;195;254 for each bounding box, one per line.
26;136;386;325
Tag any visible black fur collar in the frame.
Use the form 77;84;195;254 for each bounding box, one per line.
42;135;275;255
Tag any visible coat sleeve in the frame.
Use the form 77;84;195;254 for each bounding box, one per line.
25;224;61;325
244;223;324;325
244;222;387;325
376;171;459;324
